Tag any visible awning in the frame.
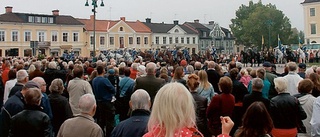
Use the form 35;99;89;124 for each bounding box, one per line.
60;45;72;49
50;49;60;53
73;48;81;52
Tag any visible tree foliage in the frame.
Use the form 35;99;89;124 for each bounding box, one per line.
230;0;292;50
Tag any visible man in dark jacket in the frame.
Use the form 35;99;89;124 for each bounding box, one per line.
9;88;51;137
206;61;221;94
29;61;45;80
111;89;151;137
243;78;270;112
0;81;40;137
8;69;29;97
134;62;165;103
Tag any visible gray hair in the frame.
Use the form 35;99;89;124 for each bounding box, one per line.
130;89;150;110
186;65;194;74
252;78;264;91
48;62;57;69
208;61;215;68
49;78;64;94
287;62;297;72
79;94;96;114
306;68;314;78
132;63;139;70
146;62;156;74
34;61;42;70
274;77;288;93
16;69;28;82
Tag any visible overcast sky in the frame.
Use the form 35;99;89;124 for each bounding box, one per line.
1;0;304;31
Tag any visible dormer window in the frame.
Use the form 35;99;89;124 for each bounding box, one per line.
28;16;34;23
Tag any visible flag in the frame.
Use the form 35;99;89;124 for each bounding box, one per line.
298;36;302;48
278;34;281;49
262;35;264;45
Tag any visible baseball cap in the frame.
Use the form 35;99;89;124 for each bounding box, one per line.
263;62;271;67
298;63;306;69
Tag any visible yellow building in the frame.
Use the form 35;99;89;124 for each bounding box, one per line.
302;0;320;43
78;16;152;56
0;6;85;57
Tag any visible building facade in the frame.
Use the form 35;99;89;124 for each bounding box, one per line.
302;0;320;44
0;6;85;57
143;18;199;53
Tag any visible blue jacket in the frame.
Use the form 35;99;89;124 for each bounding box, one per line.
92;76;115;102
0;91;25;137
248;79;271;99
119;77;135;98
41;93;53;120
111;109;150;137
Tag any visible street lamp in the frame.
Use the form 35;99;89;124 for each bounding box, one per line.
85;0;104;57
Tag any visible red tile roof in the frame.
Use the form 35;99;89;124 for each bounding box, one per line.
126;20;151;33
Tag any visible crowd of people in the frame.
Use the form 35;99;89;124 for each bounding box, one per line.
0;56;319;137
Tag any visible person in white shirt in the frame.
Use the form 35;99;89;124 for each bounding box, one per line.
284;62;303;96
3;69;17;104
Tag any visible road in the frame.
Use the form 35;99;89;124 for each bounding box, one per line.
243;63;285;74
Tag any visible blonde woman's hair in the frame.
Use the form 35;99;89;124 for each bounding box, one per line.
198;70;210;90
147;82;196;137
240;68;248;76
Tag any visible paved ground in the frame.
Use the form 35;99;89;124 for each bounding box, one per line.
243;63;285;74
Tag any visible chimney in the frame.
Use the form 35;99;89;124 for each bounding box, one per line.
5;6;12;13
173;20;179;25
52;10;59;16
209;21;215;25
120;17;126;21
194;19;199;23
146;18;151;23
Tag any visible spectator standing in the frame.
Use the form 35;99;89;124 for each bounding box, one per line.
284;62;303;96
197;70;216;104
3;69;16;104
243;78;270;112
9;69;28;97
206;61;221;94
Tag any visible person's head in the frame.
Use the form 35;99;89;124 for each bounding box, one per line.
49;78;64;94
24;88;42;106
229;68;239;80
96;65;105;75
208;61;215;69
34;61;42;70
131;63;139;71
298;79;314;94
298;63;306;72
237;102;273;137
306;68;314;78
89;70;98;81
263;61;272;71
240;68;248;76
130;89;151;111
28;64;36;73
16;69;29;83
146;62;157;75
316;67;320;75
194;61;201;70
48;62;57;69
173;66;184;79
246;67;253;75
251;78;264;92
256;68;266;80
148;83;196;137
8;69;17;80
308;73;320;87
32;77;46;93
187;74;200;91
287;62;297;72
79;94;97;116
228;61;236;71
219;76;233;94
250;69;257;78
186;65;194;74
160;67;168;74
274;77;288;93
73;65;84;78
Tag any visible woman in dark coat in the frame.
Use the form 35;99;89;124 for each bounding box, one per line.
187;74;209;137
48;78;73;136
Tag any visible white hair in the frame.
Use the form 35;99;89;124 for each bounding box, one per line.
119;62;126;68
130;89;150;110
274;77;288;93
132;63;139;70
79;94;96;114
48;62;57;69
146;62;156;74
306;68;315;78
28;64;36;73
16;69;28;82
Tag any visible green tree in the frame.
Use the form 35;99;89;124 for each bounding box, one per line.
230;0;292;50
288;29;304;45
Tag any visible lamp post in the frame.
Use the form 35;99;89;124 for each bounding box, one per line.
266;20;273;51
85;0;104;57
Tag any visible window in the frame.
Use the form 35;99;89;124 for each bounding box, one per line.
51;31;58;42
169;37;173;44
100;36;105;45
129;37;133;44
155;37;159;44
174;29;179;33
137;37;141;45
110;37;114;45
12;31;18;41
24;31;31;42
187;37;190;44
119;27;123;31
48;17;54;23
175;37;179;43
193;37;196;44
42;17;48;23
0;31;5;41
144;37;148;44
310;8;316;16
73;33;79;42
28;16;34;23
203;32;207;37
38;31;45;42
181;37;184;44
63;32;68;42
35;16;41;23
163;37;167;44
90;36;94;44
311;24;317;34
